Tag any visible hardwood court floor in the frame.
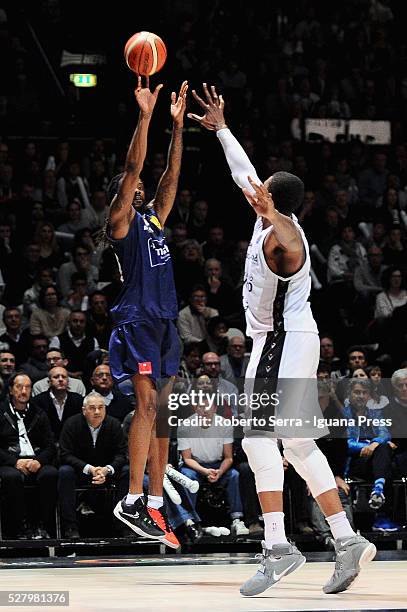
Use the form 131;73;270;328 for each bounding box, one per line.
0;559;406;611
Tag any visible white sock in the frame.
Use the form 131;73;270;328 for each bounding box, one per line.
126;493;143;505
148;495;164;509
326;511;356;540
263;511;288;548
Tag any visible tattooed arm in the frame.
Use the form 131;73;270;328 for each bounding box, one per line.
151;81;188;226
109;76;163;239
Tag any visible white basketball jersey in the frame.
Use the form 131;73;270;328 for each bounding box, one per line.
243;215;318;337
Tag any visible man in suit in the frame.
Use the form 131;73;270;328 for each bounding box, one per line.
0;372;57;539
89;364;133;423
32;366;83;441
58;392;128;537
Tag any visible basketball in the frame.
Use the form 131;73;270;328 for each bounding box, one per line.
124;31;167;76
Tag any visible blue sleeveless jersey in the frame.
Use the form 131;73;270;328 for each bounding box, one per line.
109;206;178;326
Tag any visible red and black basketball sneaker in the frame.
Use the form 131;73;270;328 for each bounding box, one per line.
113;496;164;539
147;506;180;549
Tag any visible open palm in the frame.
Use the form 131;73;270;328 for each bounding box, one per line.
171;80;188;126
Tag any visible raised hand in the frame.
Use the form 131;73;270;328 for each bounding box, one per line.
134;75;163;116
171;80;188;127
243;176;276;219
187;83;227;131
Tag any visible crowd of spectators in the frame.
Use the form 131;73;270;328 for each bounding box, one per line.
0;0;406;545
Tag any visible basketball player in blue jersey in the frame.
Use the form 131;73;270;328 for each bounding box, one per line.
108;77;188;549
188;84;376;595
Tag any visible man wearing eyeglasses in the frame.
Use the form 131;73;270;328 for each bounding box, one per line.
201;352;239;417
89;364;133;423
58;391;127;538
32;349;86;397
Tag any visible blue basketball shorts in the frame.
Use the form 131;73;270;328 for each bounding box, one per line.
109;318;181;385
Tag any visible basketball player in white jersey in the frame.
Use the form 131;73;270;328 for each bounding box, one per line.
188;84;376;596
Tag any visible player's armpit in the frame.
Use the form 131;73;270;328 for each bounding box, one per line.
264;240;305;278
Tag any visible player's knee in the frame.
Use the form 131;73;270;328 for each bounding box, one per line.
136;392;157;418
282;438;336;497
242;437;280;471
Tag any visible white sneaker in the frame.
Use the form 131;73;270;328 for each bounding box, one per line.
203;526;222;537
232;518;249;536
218;527;230;536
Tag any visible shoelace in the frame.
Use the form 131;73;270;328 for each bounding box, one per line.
255;550;279;573
254;552;267;573
160;509;171;532
148;507;171;533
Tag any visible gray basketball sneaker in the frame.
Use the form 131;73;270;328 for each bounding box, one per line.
323;535;377;594
240;541;306;597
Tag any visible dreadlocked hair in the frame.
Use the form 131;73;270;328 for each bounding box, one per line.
95;216;111;249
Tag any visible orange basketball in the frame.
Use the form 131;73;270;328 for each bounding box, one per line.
124;31;167;76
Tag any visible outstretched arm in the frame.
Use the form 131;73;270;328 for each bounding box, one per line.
152;81;188;226
109;76;163;239
188;83;261;195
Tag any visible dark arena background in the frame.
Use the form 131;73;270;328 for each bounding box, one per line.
0;1;407;610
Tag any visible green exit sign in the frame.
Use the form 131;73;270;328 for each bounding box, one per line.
70;73;97;88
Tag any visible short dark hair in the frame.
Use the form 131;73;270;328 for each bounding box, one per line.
190;284;206;296
207;316;228;337
46;348;66;359
183;342;202;357
89;290;106;301
347;345;367;358
30;334;49;348
3;307;21;323
268;172;305;215
70;309;86;318
317;362;331;375
73;244;91;256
